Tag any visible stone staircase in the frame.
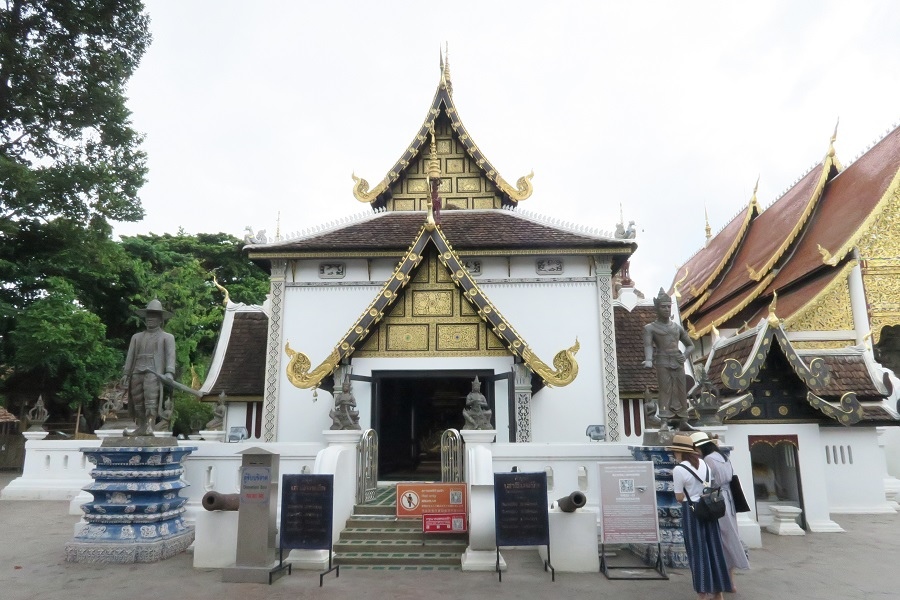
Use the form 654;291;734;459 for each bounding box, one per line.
333;487;468;570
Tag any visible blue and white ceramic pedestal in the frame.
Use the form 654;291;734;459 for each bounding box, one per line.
65;438;197;563
628;445;689;569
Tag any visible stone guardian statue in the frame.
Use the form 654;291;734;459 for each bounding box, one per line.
642;288;694;424
462;376;493;430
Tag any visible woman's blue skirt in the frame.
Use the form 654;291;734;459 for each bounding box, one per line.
682;500;732;593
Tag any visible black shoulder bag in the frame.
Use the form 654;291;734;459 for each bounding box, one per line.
677;464;726;522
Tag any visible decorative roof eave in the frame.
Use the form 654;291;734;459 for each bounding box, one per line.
797;345;891;397
746;154;837;282
689;272;776;338
781;259;857;329
719;319;831;393
806;391;864;425
351;74;533;205
678;195;761;307
817;166;900;266
717;392;754;420
283;222;580;390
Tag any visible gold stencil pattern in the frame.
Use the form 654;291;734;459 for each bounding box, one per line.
412;290;453;316
784;267;854;332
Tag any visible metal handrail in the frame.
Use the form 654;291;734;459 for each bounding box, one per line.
440;428;464;483
356;428;378;504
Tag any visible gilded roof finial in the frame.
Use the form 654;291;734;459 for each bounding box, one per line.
704;205;712;245
443;42;453;96
827;117;839;158
672;268;689;300
767;292;780;327
750;176;760;210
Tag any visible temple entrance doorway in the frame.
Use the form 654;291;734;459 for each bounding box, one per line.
749;435;807;530
372;370;495;481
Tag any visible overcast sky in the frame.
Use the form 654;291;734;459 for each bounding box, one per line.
116;0;900;293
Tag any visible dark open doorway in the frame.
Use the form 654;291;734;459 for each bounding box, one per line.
372;370;495;481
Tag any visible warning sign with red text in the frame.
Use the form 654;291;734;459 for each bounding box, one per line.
395;483;467;518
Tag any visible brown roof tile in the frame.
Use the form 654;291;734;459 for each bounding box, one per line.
675;204;753;309
692;164;825;318
615;305;658;395
798;352;885;399
249;211;635;257
768;125;900;292
704;331;759;389
203;311;267;399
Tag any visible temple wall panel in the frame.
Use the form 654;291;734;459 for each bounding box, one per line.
820;427;894;513
858;184;900;345
481;280;605;443
785;276;854;334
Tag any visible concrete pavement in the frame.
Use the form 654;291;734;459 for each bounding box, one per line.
0;471;897;600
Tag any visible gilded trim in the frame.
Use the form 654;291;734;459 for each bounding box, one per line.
805;391;863;425
690;272;775;338
349;72;533;205
680;290;710;321
283;221;581;389
782;260;857;329
821;167;900;265
685;200;757;303
747;156;835;281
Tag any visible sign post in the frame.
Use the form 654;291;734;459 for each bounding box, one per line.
597;461;667;579
493;472;554;582
280;474;338;586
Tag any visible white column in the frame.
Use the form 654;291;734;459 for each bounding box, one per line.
848;254;871;352
594;257;622;441
262;259;288;442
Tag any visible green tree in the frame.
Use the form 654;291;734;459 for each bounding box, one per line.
0;1;150;416
120;231;268;384
10;278;120;421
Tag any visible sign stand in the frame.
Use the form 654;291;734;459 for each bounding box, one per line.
280;474;339;587
493;472;555;582
597;461;668;580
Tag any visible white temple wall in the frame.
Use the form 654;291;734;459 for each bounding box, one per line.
482;279;603;443
277;285;377;442
820;427;896;513
882;426;900;478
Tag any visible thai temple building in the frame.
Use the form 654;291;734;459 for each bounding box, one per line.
665;124;900;537
4;56;899;570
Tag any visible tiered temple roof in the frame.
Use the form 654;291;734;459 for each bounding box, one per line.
674;124;900;342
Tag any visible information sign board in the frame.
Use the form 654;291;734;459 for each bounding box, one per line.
598;461;660;544
280;474;334;550
493;472;549;547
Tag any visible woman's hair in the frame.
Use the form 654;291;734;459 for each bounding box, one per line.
680;452;701;468
698;443;718;458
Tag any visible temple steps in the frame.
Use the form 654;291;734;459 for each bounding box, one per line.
333;488;467;569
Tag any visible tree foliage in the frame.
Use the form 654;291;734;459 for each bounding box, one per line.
10;278;120;410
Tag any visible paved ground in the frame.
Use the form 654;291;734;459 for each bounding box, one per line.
1;470;897;600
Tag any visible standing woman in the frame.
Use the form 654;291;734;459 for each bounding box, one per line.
692;432;750;592
670;434;731;600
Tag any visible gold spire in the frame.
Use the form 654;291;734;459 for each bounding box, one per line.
443;42;453;96
767;292;780;326
828;117;839;158
750;176;760;210
704;206;712;245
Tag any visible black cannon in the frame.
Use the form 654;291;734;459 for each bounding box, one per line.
556;491;587;513
202;491;240;511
